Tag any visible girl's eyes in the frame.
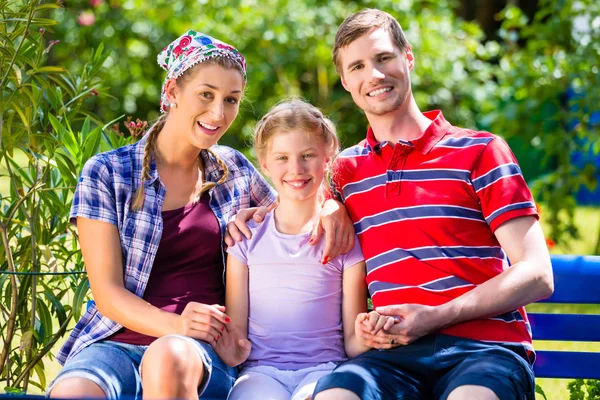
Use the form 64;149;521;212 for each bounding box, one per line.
200;91;214;99
274;154;314;161
225;97;239;105
350;64;363;72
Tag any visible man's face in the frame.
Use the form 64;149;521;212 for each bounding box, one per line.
338;28;414;118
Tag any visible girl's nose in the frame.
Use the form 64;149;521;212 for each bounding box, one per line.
290;158;306;174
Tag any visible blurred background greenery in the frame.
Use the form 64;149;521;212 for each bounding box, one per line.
35;0;600;246
1;0;599;398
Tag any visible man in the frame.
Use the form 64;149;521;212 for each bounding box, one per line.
311;8;553;400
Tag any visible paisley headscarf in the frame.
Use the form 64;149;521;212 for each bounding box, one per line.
157;30;246;112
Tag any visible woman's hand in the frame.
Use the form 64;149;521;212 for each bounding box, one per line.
213;320;252;367
177;303;230;344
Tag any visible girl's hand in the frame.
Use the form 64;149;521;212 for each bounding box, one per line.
177;303;229;344
354;311;401;350
360;310;396;336
213;322;252;367
354;312;372;347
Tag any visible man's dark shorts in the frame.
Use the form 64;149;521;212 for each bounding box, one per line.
313;334;535;400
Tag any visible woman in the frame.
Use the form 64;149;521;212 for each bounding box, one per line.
48;31;353;400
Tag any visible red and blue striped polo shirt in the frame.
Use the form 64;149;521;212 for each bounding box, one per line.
332;110;538;349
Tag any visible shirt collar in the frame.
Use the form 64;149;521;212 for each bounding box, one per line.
366;110;451;155
135;134;225;187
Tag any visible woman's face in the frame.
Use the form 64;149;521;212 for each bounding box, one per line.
169;63;244;149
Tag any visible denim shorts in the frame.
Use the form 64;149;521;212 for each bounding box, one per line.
46;335;236;400
314;334;535;400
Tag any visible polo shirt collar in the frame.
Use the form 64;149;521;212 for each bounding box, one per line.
366;110;451;155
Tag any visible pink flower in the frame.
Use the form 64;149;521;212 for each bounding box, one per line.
545;238;556;249
77;11;96;26
89;0;103;6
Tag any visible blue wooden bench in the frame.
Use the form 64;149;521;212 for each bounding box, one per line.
530;254;600;379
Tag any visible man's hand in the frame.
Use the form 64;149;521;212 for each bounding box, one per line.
373;304;446;346
312;199;354;263
224;206;270;247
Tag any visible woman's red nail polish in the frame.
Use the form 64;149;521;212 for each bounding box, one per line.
225;317;231;323
221;326;225;331
322;257;329;264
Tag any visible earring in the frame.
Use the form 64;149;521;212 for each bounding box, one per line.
172;102;178;109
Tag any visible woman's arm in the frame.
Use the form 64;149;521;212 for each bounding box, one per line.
341;261;370;358
78;217;226;343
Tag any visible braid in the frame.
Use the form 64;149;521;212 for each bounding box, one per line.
131;114;167;211
194;149;229;201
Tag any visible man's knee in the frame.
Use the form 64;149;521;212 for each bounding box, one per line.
49;377;106;398
446;385;500;400
313;388;360;400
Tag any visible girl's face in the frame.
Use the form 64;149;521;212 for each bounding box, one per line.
261;130;330;203
168;63;244;149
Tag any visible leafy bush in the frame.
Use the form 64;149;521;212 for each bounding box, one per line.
568;379;600;400
0;0;133;392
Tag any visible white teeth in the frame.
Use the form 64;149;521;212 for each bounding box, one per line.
198;121;218;130
368;87;392;97
287;180;308;187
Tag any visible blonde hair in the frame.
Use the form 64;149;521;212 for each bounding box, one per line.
333;9;410;75
253;99;339;198
131;56;239;211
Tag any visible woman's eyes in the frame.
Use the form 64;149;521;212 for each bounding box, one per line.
303;153;315;159
199;92;238;105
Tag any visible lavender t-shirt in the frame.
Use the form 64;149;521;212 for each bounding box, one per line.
226;211;364;370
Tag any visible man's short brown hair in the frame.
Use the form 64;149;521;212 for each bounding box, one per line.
333;9;410;75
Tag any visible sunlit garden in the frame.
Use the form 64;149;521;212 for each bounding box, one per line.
1;0;599;399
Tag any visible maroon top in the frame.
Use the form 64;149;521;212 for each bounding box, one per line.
109;194;224;345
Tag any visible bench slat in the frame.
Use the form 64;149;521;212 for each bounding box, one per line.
534;350;600;379
530;313;600;341
541;255;600;304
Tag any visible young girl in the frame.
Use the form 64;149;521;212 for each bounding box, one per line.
225;99;375;400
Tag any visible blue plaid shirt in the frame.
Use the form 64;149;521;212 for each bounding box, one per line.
60;136;277;365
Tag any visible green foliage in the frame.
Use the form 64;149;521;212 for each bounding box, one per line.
568;379;600;400
490;0;600;247
47;0;494;158
0;0;135;392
